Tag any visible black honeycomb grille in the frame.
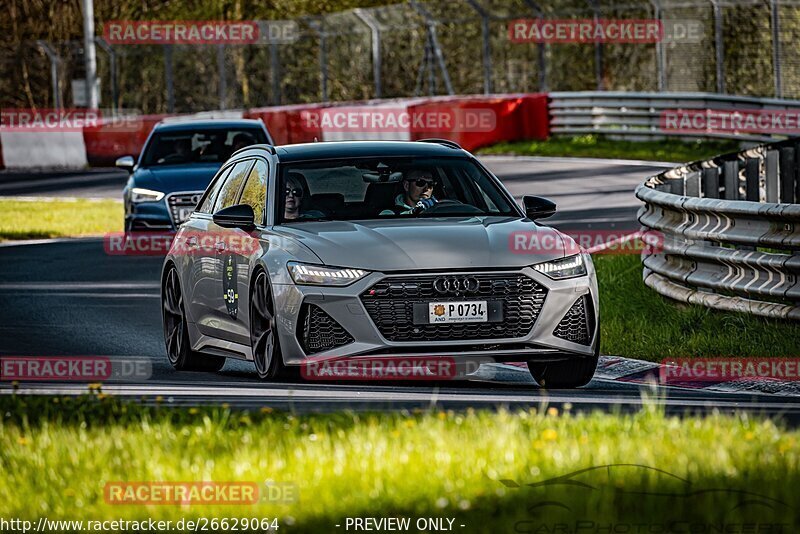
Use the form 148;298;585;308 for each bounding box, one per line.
553;296;593;345
298;304;354;354
360;273;547;342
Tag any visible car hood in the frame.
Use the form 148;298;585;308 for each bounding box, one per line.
132;164;221;193
273;216;571;271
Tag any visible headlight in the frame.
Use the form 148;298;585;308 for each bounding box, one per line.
130;187;165;203
532;254;587;279
287;262;369;286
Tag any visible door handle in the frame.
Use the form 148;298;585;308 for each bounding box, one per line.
215;241;227;252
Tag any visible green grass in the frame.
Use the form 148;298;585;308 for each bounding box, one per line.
1;395;798;532
0;198;122;241
478;134;742;163
595;254;800;360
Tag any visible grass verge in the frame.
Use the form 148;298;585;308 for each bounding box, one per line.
594;254;800;360
478;134;742;163
0;395;798;532
0;198;122;241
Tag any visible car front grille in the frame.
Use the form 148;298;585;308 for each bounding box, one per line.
553;295;594;345
298;303;355;355
360;273;547;342
167;192;203;225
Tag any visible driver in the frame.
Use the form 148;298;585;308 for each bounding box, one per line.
380;169;438;215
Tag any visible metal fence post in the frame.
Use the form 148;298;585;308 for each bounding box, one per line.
354;9;382;99
164;44;175;113
650;0;666;92
588;0;604;90
217;44;227;110
465;0;493;95
410;0;454;95
270;41;281;106
94;38;118;113
771;0;782;98
307;19;329;103
521;0;547;91
35;41;61;110
710;0;725;94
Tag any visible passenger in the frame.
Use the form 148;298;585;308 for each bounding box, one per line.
380;169;438;215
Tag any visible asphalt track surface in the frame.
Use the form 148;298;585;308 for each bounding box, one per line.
1;156;796;418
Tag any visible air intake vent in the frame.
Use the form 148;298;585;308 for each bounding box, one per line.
553;295;595;346
298;304;354;355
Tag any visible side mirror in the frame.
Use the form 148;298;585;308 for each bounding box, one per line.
523;195;556;220
115;155;135;172
213;204;256;230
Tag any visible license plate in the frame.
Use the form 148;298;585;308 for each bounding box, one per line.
428;301;487;324
177;207;194;222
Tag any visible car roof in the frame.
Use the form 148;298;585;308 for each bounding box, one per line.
271;140;468;163
153;119;266;132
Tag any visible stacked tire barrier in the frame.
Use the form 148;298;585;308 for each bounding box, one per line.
636;139;800;320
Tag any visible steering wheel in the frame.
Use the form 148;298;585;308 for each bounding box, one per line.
418;199;482;215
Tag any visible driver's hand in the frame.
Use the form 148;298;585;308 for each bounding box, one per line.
413;198;437;213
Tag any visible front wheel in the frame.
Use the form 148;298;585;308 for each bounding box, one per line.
528;329;600;389
250;270;287;380
162;266;226;372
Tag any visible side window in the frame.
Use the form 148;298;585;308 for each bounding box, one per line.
238;160;269;225
197;165;234;214
213;160;253;213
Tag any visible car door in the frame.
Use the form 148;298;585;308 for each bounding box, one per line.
213;159;270;345
180;163;233;326
193;159;254;339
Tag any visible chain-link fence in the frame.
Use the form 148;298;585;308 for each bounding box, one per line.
2;0;800;114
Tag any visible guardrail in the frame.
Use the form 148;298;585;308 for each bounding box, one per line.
635;138;800;320
550;92;800;142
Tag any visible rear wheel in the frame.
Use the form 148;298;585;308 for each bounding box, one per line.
250;270;287;380
162;266;226;372
528;329;600;389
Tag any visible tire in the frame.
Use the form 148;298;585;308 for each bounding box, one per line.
528;328;600;389
250;270;288;380
162;265;226;372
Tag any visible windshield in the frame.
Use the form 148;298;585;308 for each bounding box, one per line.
277;156;519;223
140;128;267;167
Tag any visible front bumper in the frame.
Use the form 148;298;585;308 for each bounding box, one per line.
272;266;599;366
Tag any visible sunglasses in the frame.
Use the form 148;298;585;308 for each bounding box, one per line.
285;188;303;198
410;178;435;189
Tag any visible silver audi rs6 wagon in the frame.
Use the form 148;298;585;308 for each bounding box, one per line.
161;140;600;388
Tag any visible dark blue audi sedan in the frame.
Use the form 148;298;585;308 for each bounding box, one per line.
118;119;272;232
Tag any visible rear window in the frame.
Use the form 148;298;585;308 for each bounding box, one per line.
140;128;267;167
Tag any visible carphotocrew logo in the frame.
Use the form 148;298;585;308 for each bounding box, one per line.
300;356;492;381
103;20;298;45
104;481;297;505
662;109;800;135
501;464;792;534
299;107;497;133
0;109;141;133
661;358;800;383
510;229;664;255
508;19;703;43
0;356;151;382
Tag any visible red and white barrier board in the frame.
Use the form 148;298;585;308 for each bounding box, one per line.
0;94;549;169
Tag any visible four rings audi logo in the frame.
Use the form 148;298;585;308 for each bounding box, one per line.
433;276;480;295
